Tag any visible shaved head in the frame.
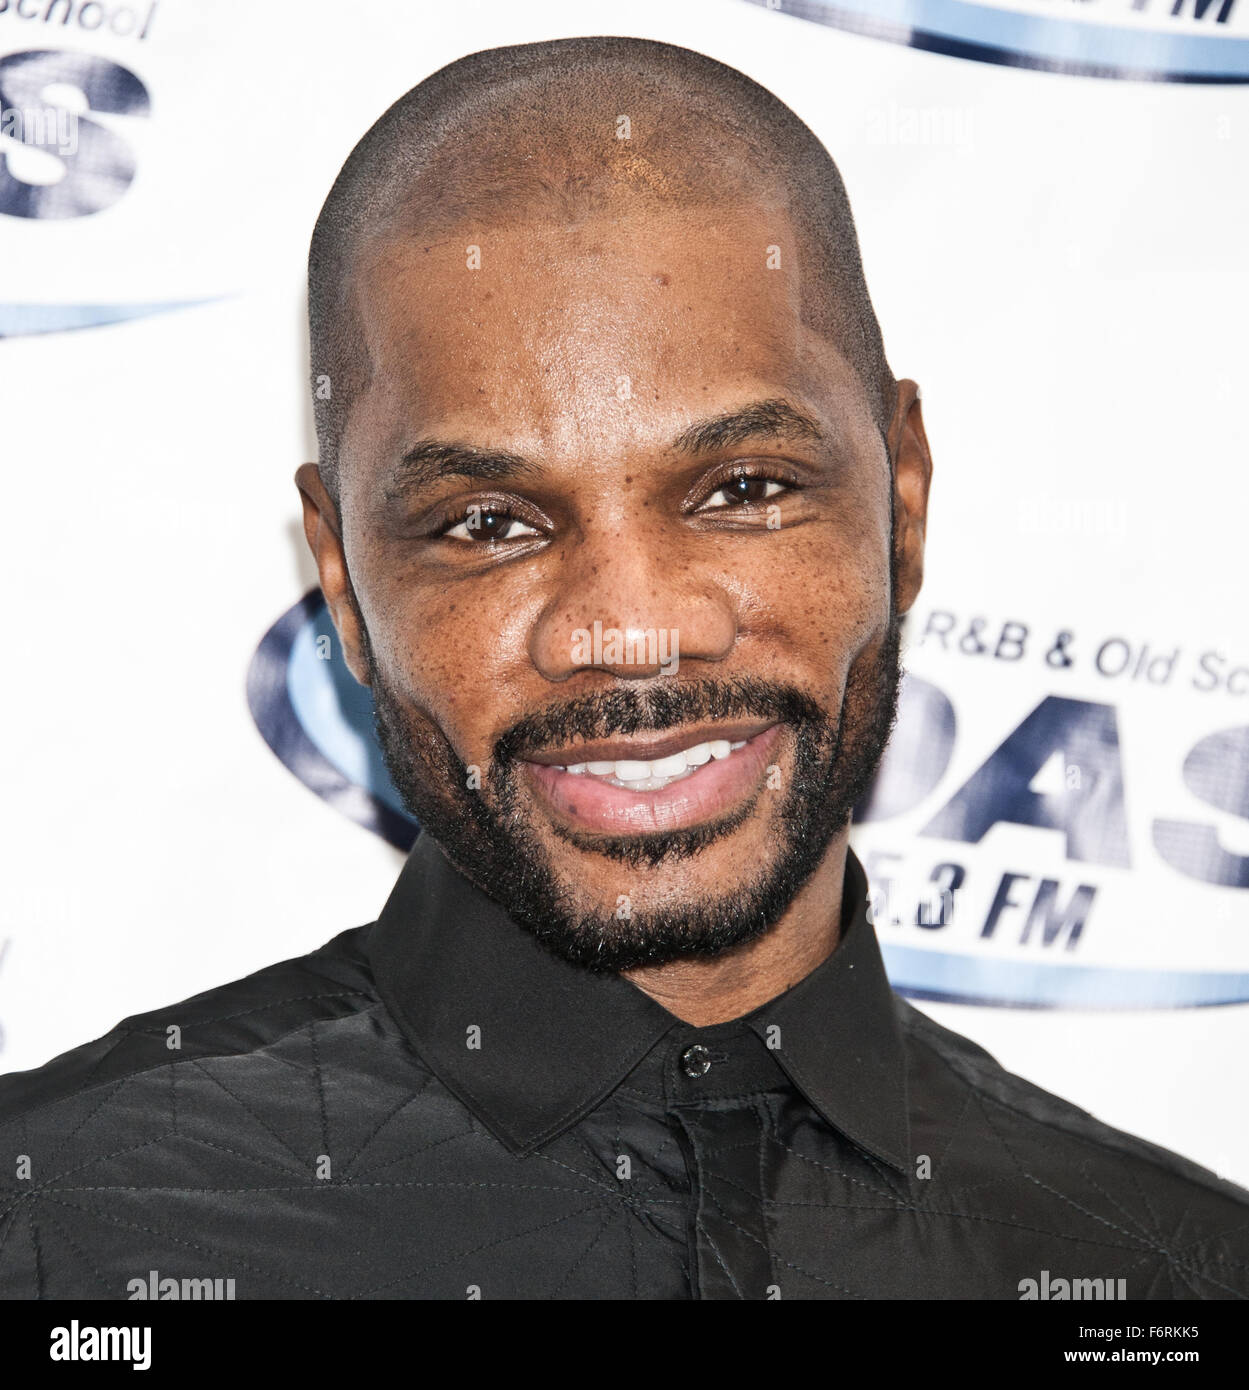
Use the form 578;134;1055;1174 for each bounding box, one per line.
308;35;895;501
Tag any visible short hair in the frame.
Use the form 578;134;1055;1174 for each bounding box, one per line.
308;36;895;502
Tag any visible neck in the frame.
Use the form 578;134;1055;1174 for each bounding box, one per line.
621;832;849;1027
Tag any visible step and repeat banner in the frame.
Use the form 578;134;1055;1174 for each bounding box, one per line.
2;0;1247;1183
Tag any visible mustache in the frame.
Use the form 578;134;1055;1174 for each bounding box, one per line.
493;677;830;766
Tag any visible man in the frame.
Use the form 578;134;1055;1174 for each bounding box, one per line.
2;36;1246;1301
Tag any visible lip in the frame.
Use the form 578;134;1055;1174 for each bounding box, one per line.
523;718;778;768
522;723;783;835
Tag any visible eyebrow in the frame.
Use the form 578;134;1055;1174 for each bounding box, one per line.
384;440;540;503
672;398;825;454
385;398;825;502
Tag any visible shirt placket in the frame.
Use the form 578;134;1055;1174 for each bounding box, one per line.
666;1036;776;1300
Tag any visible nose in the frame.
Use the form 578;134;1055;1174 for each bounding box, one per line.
527;521;738;682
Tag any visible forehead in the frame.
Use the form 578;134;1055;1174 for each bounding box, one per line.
344;199;874;472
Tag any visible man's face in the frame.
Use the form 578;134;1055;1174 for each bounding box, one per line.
311;196;925;970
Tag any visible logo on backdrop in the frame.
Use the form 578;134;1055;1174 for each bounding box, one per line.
0;45;215;335
247;592;421;854
0;48;147;218
751;0;1249;82
247;591;1249;1011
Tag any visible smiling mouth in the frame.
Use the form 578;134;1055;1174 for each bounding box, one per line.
521;722;782;835
550;736;747;790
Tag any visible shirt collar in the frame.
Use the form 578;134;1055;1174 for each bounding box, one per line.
367;834;910;1171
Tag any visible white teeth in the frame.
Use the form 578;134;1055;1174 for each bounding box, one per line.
553;733;756;786
650;751;690;778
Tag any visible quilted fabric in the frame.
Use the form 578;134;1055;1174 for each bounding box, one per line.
1;838;1246;1300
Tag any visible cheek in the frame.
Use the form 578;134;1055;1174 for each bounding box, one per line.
357;563;542;754
734;522;892;687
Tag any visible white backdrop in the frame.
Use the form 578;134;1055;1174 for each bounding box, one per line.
3;0;1247;1186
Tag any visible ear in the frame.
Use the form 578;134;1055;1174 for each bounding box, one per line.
294;463;371;686
886;379;933;617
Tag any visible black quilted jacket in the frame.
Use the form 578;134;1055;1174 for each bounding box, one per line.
2;836;1246;1300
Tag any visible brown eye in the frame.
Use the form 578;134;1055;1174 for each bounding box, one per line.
701;476;786;510
442;507;541;543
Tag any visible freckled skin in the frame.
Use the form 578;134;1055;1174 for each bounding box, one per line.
297;198;932;1025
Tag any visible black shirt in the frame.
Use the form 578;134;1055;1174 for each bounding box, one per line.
1;835;1246;1300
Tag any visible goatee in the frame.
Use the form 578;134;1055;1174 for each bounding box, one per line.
358;617;902;973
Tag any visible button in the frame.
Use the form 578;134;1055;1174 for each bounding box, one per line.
680;1044;713;1078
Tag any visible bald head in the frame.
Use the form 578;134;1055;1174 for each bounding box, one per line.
308;36;895;502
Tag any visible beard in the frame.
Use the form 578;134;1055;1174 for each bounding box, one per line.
354;595;903;974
